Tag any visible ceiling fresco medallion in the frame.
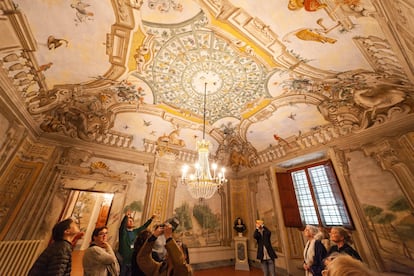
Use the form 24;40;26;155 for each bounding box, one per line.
142;21;269;122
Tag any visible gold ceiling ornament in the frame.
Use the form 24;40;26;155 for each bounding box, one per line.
181;81;227;199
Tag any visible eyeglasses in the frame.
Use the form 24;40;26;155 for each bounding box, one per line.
98;232;108;236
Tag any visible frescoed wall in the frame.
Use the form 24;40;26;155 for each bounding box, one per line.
0;0;414;274
347;149;414;270
255;174;282;252
172;180;223;247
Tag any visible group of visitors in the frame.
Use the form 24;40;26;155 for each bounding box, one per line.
252;218;373;276
301;224;371;276
27;211;373;276
28;211;191;276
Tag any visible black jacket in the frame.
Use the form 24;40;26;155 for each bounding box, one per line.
28;240;73;276
254;226;277;260
308;240;327;276
328;243;362;261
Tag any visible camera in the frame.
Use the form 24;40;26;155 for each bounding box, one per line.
165;217;180;231
156;217;180;232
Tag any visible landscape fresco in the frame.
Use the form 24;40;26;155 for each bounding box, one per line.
348;150;414;267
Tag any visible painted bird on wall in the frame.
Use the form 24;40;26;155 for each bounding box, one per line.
47;35;69;50
273;134;292;148
37;62;53;72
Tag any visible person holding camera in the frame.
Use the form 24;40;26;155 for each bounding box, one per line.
152;225;167;262
254;219;277;276
152;218;180;262
137;222;193;276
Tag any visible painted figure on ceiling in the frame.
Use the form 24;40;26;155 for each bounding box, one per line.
353;84;406;119
288;0;327;11
47;35;69;50
330;0;362;14
294;29;337;43
168;129;186;147
283;19;340;44
71;0;94;23
157;129;186;147
37;62;53;72
230;149;249;170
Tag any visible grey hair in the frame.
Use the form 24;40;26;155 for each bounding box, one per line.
306;225;319;236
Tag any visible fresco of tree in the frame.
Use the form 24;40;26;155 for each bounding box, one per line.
363;196;414;261
193;204;220;230
123;200;143;220
72;191;94;232
173;202;221;248
174;202;193;232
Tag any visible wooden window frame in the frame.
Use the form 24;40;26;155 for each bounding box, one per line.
277;160;354;229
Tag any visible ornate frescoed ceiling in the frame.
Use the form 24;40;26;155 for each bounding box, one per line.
1;0;413;170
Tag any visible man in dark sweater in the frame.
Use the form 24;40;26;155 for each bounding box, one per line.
28;218;80;276
254;219;278;276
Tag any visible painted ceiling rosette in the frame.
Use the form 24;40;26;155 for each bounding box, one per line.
139;12;269;123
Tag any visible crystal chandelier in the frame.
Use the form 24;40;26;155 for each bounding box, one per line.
181;82;227;199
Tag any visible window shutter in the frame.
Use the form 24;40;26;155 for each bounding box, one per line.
276;172;303;227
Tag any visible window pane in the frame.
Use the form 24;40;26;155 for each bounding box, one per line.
309;165;346;226
291;170;318;225
289;161;353;228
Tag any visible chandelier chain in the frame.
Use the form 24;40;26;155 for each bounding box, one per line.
181;81;227;199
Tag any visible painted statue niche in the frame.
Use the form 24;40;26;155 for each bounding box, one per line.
230;150;250;169
220;133;256;172
228;143;256;172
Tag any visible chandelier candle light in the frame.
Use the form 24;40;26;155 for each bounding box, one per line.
181;81;227;199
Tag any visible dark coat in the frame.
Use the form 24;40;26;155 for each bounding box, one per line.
254;226;277;260
309;240;327;276
131;248;146;276
328;243;362;261
28;240;73;276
